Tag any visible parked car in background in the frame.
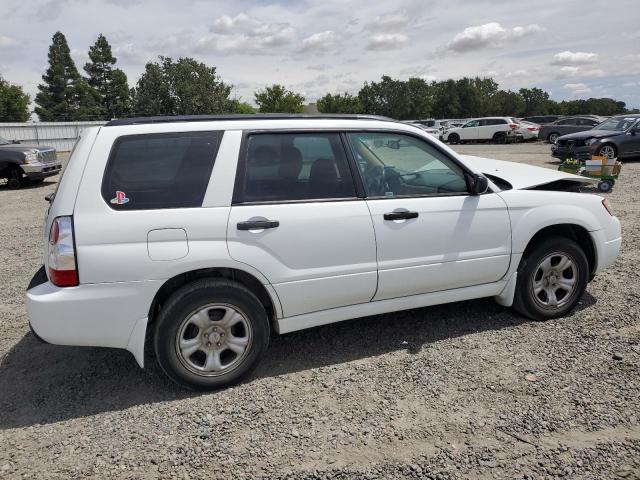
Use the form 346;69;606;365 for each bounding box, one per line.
0;136;61;189
408;119;449;139
26;114;621;389
521;115;560;125
518;121;540;141
539;116;604;144
443;117;522;144
445;119;468;128
551;114;640;160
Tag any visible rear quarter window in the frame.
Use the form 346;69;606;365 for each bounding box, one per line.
101;131;222;210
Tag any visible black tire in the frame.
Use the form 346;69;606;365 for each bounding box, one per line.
598;180;614;192
547;132;560;144
512;236;589;321
154;278;270;390
448;133;460;144
493;132;507;144
6;167;22;190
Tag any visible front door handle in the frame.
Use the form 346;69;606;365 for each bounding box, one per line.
384;211;419;221
237;220;280;231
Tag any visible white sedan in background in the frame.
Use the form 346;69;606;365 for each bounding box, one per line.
518;121;541;141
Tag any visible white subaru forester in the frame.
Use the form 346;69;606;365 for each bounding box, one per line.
26;115;622;389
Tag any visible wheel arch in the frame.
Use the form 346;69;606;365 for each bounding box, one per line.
148;267;282;333
521;224;596;277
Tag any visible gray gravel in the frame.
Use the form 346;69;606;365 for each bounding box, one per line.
0;142;639;479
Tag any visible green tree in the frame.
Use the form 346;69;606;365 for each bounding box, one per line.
35;31;100;121
519;87;550;116
254;84;305;113
431;80;462;118
491;89;525;116
228;100;257;114
406;78;433;119
84;34;130;119
0;76;30;121
358;76;411;119
316;92;362;114
132;56;233;116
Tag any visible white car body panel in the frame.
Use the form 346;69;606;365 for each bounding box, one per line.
25;117;622;369
365;194;511;300
227;201;378;317
460;155;595;189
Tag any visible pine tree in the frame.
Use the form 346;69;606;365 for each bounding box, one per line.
84;34;130;119
35;31;100;121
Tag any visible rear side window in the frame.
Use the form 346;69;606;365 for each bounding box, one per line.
235;132;357;203
102;131;222;210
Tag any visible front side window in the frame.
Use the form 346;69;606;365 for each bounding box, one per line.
346;132;468;198
238;133;356;203
102;131;221;210
464;120;479;128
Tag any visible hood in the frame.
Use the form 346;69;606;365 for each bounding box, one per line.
0;144;55;153
559;130;621;141
461;155;594;190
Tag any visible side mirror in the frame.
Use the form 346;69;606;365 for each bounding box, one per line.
387;140;400;150
631;128;639;136
11;139;21;144
469;174;489;195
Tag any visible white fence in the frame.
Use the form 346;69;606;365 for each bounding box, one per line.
0;121;106;152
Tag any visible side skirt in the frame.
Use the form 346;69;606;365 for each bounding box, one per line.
277;280;508;334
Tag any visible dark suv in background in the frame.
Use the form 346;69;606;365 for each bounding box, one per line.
539;116;605;144
520;115;560;125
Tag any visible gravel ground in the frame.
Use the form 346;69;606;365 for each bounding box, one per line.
0;141;638;479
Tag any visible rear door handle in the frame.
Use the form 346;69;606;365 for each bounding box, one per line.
384;211;419;221
237;220;280;231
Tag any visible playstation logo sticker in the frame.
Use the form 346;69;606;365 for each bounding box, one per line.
110;191;130;205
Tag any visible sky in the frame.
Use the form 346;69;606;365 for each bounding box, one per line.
1;0;639;111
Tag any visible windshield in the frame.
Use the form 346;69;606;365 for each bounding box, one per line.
594;117;638;131
0;137;10;145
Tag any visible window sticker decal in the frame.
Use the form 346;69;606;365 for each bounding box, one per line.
110;191;130;205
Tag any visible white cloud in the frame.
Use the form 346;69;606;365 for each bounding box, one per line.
555;65;604;79
504;69;529;78
0;34;17;47
623;30;640;40
366;33;409;51
301;30;339;53
197;13;295;54
550;51;598;65
563;83;591;95
367;13;409;32
622;81;638;87
443;22;544;53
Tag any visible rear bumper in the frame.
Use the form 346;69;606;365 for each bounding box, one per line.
22;161;62;179
26;268;162;366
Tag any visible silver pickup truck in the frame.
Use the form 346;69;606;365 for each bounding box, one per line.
0;136;61;189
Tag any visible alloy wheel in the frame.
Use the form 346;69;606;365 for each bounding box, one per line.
530;252;577;309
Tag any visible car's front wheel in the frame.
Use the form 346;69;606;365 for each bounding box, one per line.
512;236;588;321
547;132;560;144
154;278;270;390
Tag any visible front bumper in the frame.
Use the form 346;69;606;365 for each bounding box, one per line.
26;268;163;366
21;160;62;180
550;143;597;160
590;216;622;274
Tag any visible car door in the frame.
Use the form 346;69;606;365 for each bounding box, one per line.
345;131;511;301
460;120;480;141
227;131;378;318
620;119;640;155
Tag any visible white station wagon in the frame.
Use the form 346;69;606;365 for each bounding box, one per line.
26;115;622;389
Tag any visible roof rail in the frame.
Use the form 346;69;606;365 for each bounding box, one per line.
105;113;396;127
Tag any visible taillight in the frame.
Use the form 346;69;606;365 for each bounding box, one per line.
509;123;518;130
48;216;78;287
528;127;539;131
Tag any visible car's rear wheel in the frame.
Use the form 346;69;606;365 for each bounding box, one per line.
493;132;507;144
154;278;270;390
547;132;560;144
597;144;616;159
448;133;460;144
512;236;588;321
